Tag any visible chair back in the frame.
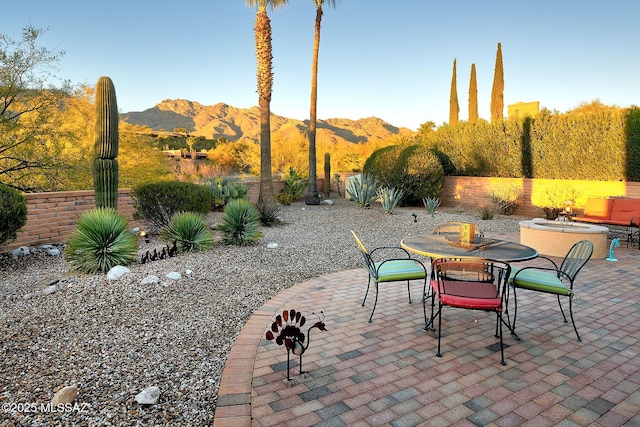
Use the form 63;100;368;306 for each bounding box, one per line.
351;230;377;277
558;240;593;285
433;258;511;301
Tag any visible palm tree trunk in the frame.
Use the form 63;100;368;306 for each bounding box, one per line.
255;7;276;208
305;5;323;205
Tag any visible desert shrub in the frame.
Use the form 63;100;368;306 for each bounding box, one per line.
363;144;444;205
362;145;405;188
132;181;213;228
204;177;249;210
161;211;214;252
64;208;137;273
479;204;495;220
377;187;404;214
0;184;27;248
534;184;582;220
489;183;523;215
218;199;263;246
345;173;379;208
402;145;445;203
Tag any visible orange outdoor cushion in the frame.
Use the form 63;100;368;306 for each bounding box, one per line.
583;197;613;219
611;198;640;226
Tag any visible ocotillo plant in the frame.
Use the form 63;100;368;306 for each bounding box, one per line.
93;76;119;209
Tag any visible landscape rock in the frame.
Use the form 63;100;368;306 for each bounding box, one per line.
321;199;333;205
107;266;131;281
51;385;78;405
11;246;30;259
166;272;181;280
42;285;57;296
47;248;61;256
267;242;278;249
135;386;160;405
140;275;160;285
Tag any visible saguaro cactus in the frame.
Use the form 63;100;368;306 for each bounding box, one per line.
324;152;331;198
93;76;119;209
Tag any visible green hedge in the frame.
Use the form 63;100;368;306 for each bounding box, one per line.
416;107;639;181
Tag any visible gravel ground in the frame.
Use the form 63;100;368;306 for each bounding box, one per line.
0;197;525;426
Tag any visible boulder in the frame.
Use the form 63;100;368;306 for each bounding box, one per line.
135;386;160;405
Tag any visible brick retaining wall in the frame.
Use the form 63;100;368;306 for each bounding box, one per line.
4;177;639;253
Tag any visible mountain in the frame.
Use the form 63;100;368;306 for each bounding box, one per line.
121;99;414;144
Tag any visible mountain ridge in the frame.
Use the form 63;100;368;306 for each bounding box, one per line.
121;99;414;145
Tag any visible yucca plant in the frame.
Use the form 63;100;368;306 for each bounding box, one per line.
65;208;137;274
378;187;404;214
161;212;214;252
422;196;441;217
346;173;379;208
218;199;263;246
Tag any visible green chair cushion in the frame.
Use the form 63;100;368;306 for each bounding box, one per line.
374;260;426;282
509;267;572;296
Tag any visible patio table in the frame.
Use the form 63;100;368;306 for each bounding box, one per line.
401;234;538;262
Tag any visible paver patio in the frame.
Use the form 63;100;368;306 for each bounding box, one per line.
214;231;640;426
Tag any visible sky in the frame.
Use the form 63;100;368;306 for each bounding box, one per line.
3;1;640;131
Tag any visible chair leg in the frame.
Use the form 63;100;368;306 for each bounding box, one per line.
406;280;412;304
423;288;436;331
436;303;443;357
498;311;506;365
568;297;582;342
509;286;521;340
368;282;379;323
362;276;372;306
557;295;568;323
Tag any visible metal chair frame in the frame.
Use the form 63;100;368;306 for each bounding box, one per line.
351;230;428;323
424;257;512;365
508;239;593;342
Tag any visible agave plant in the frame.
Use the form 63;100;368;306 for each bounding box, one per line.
378;187;404;214
422;196;441;217
64;208;137;273
161;211;214;252
218;199;263;246
345;174;379;208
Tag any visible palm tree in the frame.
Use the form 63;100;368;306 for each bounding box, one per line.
305;0;338;205
245;0;288;208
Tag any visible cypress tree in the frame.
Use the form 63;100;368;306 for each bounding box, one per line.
449;59;459;125
468;63;478;123
491;42;504;122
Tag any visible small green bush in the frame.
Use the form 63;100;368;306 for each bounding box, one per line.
161;212;214;252
534;184;581;220
218;199;263;246
0;184;27;248
132;181;213;228
65;208;137;273
346;174;379;208
378;187;404;214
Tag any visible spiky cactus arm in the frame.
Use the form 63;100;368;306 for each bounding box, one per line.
93;76;119;209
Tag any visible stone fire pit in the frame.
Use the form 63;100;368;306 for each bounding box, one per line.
519;219;609;258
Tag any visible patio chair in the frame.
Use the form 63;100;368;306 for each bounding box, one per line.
507;239;593;341
433;221;484;242
425;257;511;365
351;230;428;322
